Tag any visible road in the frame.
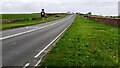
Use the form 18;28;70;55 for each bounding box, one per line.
1;14;76;67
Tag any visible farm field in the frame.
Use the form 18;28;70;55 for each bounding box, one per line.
1;13;40;19
0;13;67;30
40;15;119;66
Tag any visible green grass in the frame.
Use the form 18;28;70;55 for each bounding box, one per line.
1;14;66;30
41;15;119;66
1;13;40;19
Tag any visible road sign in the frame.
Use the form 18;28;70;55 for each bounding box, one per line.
41;9;45;17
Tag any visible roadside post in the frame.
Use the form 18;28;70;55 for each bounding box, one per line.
41;9;45;22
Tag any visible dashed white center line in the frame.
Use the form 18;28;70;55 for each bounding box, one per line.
23;63;30;68
0;15;72;40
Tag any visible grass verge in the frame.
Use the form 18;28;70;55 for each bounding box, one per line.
1;14;66;30
41;15;119;66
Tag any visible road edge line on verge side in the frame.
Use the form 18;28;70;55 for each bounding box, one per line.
34;15;75;67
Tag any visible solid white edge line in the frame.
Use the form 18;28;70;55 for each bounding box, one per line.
35;58;42;66
34;18;73;66
34;15;73;59
34;50;48;66
0;15;72;40
34;27;68;58
34;15;74;66
34;27;68;66
23;63;30;68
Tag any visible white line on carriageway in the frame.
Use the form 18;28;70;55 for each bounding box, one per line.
0;15;73;40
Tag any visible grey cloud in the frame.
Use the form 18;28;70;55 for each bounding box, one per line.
1;1;118;16
2;0;119;2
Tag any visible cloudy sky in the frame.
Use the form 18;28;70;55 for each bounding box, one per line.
1;0;119;16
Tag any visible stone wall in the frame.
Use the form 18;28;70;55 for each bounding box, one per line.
87;16;120;27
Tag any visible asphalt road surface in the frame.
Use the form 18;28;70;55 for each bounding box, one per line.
1;14;76;67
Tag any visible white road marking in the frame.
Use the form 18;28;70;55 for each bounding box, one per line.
34;27;68;58
34;16;74;67
0;15;72;40
34;15;73;59
35;49;49;66
34;27;68;66
35;58;42;66
23;63;30;68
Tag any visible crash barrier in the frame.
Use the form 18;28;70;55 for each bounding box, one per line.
84;16;120;27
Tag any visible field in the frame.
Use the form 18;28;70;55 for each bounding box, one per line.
41;15;119;66
0;13;67;30
2;13;40;19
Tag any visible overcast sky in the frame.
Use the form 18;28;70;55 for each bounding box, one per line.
1;0;119;16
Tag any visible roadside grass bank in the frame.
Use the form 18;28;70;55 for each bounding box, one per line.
40;15;119;66
1;14;66;30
